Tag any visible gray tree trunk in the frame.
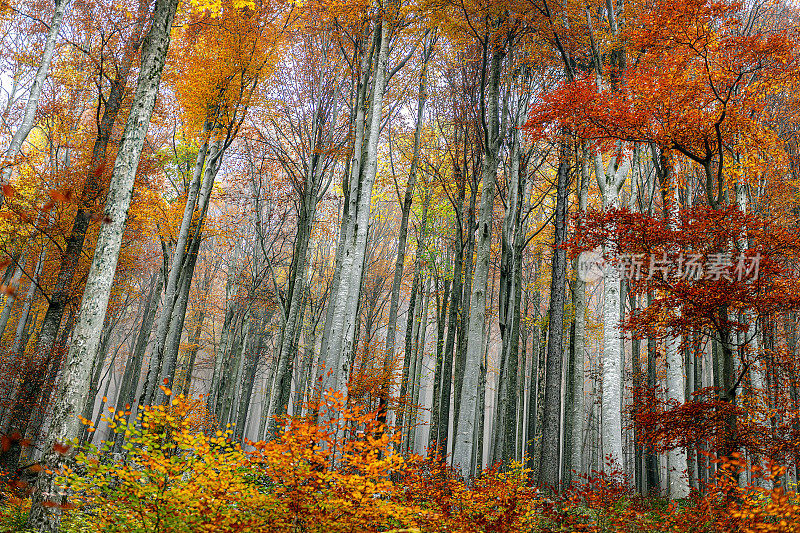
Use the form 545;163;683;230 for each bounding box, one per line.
319;19;390;400
383;30;434;363
537;142;571;490
28;2;179;528
112;268;162;453
151;138;223;405
452;46;504;479
568;143;590;482
594;144;631;473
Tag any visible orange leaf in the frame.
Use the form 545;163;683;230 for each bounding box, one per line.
48;189;73;203
1;285;17;297
2;184;16;198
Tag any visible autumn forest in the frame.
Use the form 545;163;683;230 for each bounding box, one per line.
0;0;799;531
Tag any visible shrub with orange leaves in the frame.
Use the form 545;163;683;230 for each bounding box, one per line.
249;390;421;532
54;389;421;532
396;455;540;533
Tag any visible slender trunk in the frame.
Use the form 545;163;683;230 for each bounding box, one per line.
29;1;179;528
235;327;261;442
569;144;590;481
646;292;660;494
0;0;70;197
218;315;248;426
427;273;449;453
405;277;430;453
537;142;571;490
384;37;432;360
438;188;465;459
112;268;162;453
207;247;241;414
15;1;149;439
498;103;528;466
452;47;504;479
77;321;114;445
270;204;315;434
398;194;429;440
524;290;542;475
319;19;390;400
154;139;223;404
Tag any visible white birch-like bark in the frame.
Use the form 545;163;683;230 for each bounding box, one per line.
29;2;179;529
664;170;690;498
0;0;70;197
570;144;590;478
595;144;630;473
452;47;503;479
320;20;390;398
665;333;690;497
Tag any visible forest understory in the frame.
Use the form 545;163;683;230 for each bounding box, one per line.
0;0;800;531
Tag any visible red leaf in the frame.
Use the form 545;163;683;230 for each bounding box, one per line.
52;442;70;455
2;184;16;198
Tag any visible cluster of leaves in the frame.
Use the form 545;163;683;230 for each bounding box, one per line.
51;390;419;532
60;392;270;532
396;455;540;532
537;459;800;533
248;391;420;532
4;390;798;532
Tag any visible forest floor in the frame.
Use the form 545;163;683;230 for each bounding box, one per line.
0;395;795;533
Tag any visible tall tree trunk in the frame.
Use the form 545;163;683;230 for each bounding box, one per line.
10;0;150;443
658;151;690;498
398;193;429;441
207;244;241;414
537;141;571;490
427;271;449;453
383;33;434;360
594;144;631;473
452;46;504;479
153;139;223;405
437;182;464;458
524;280;542;475
218;315;248;427
498;98;529;466
453;176;477;448
269;202;315;434
235;323;261;442
646;291;661;493
568;143;590;482
29;2;180;528
319;19;390;400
